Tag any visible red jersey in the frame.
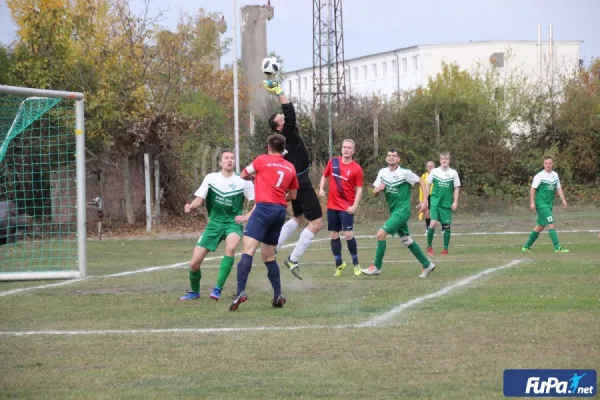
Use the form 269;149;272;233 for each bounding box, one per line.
244;154;299;207
323;157;364;211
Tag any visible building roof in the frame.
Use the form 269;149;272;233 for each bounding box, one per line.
284;39;583;74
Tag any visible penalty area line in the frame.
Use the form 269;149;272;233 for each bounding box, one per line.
358;259;524;327
0;259;526;337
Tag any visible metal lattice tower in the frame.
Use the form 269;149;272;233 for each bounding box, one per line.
312;0;346;110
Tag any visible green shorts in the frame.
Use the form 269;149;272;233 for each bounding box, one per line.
536;207;555;227
381;211;411;237
430;206;452;225
197;220;243;252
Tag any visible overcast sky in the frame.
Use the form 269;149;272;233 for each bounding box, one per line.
1;0;598;71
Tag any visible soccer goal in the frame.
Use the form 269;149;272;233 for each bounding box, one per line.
0;85;87;280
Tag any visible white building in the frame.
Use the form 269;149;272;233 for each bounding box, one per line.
282;40;582;105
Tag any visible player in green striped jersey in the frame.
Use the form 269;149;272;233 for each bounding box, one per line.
522;156;569;253
426;152;461;256
180;149;255;301
362;149;435;278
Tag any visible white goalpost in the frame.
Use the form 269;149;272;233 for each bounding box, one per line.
0;85;87;281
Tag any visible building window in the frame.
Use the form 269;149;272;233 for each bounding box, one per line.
391;59;397;76
353;67;358;82
297;79;301;93
303;77;308;90
402;58;407;74
372;64;377;79
363;65;367;80
382;62;387;77
413;55;419;71
288;80;292;94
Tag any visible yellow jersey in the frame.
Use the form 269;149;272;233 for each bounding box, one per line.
419;171;434;202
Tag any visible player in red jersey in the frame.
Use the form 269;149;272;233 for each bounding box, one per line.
229;133;299;311
319;139;364;277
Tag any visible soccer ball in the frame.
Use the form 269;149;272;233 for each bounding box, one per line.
262;57;280;76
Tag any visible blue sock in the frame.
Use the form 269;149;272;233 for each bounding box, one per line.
236;253;253;295
265;260;282;298
331;238;343;266
346;237;359;265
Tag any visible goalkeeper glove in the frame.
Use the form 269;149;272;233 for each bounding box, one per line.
263;80;284;96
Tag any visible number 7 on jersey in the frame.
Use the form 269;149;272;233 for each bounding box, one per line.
275;170;284;187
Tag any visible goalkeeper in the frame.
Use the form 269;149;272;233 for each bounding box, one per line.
263;79;324;280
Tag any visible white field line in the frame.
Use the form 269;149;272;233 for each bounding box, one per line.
0;325;356;336
0;259;525;336
198;258;508;267
301;241;594;251
0;237;326;297
358;259;524;327
1;229;593;297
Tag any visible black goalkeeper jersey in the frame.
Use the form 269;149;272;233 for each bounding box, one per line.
280;103;310;173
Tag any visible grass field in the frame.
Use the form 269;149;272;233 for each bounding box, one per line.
1;210;599;399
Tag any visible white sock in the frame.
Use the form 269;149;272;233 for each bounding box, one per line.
276;219;299;251
290;228;315;262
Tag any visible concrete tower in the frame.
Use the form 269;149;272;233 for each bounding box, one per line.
241;4;274;118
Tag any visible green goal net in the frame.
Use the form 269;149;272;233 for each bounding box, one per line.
0;86;87;281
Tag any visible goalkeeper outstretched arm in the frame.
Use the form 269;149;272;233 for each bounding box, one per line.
264;80;297;134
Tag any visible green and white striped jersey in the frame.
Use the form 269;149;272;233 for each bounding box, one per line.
427;167;461;208
373;166;420;214
194;172;255;223
531;170;561;209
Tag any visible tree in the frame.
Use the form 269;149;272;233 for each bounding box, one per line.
6;0;74;88
7;0;158;223
555;58;600;183
0;45;12;84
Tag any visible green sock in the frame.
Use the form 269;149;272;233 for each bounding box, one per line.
427;228;434;247
524;231;539;248
374;240;386;268
408;242;430;268
548;229;560;249
216;255;235;288
443;229;451;250
189;269;201;293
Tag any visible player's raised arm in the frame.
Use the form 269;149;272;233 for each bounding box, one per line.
279;96;296;130
264;80;296;133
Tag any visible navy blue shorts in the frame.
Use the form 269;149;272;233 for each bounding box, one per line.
244;203;287;246
327;208;354;232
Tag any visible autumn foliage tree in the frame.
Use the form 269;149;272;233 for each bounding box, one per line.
4;0;250;221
